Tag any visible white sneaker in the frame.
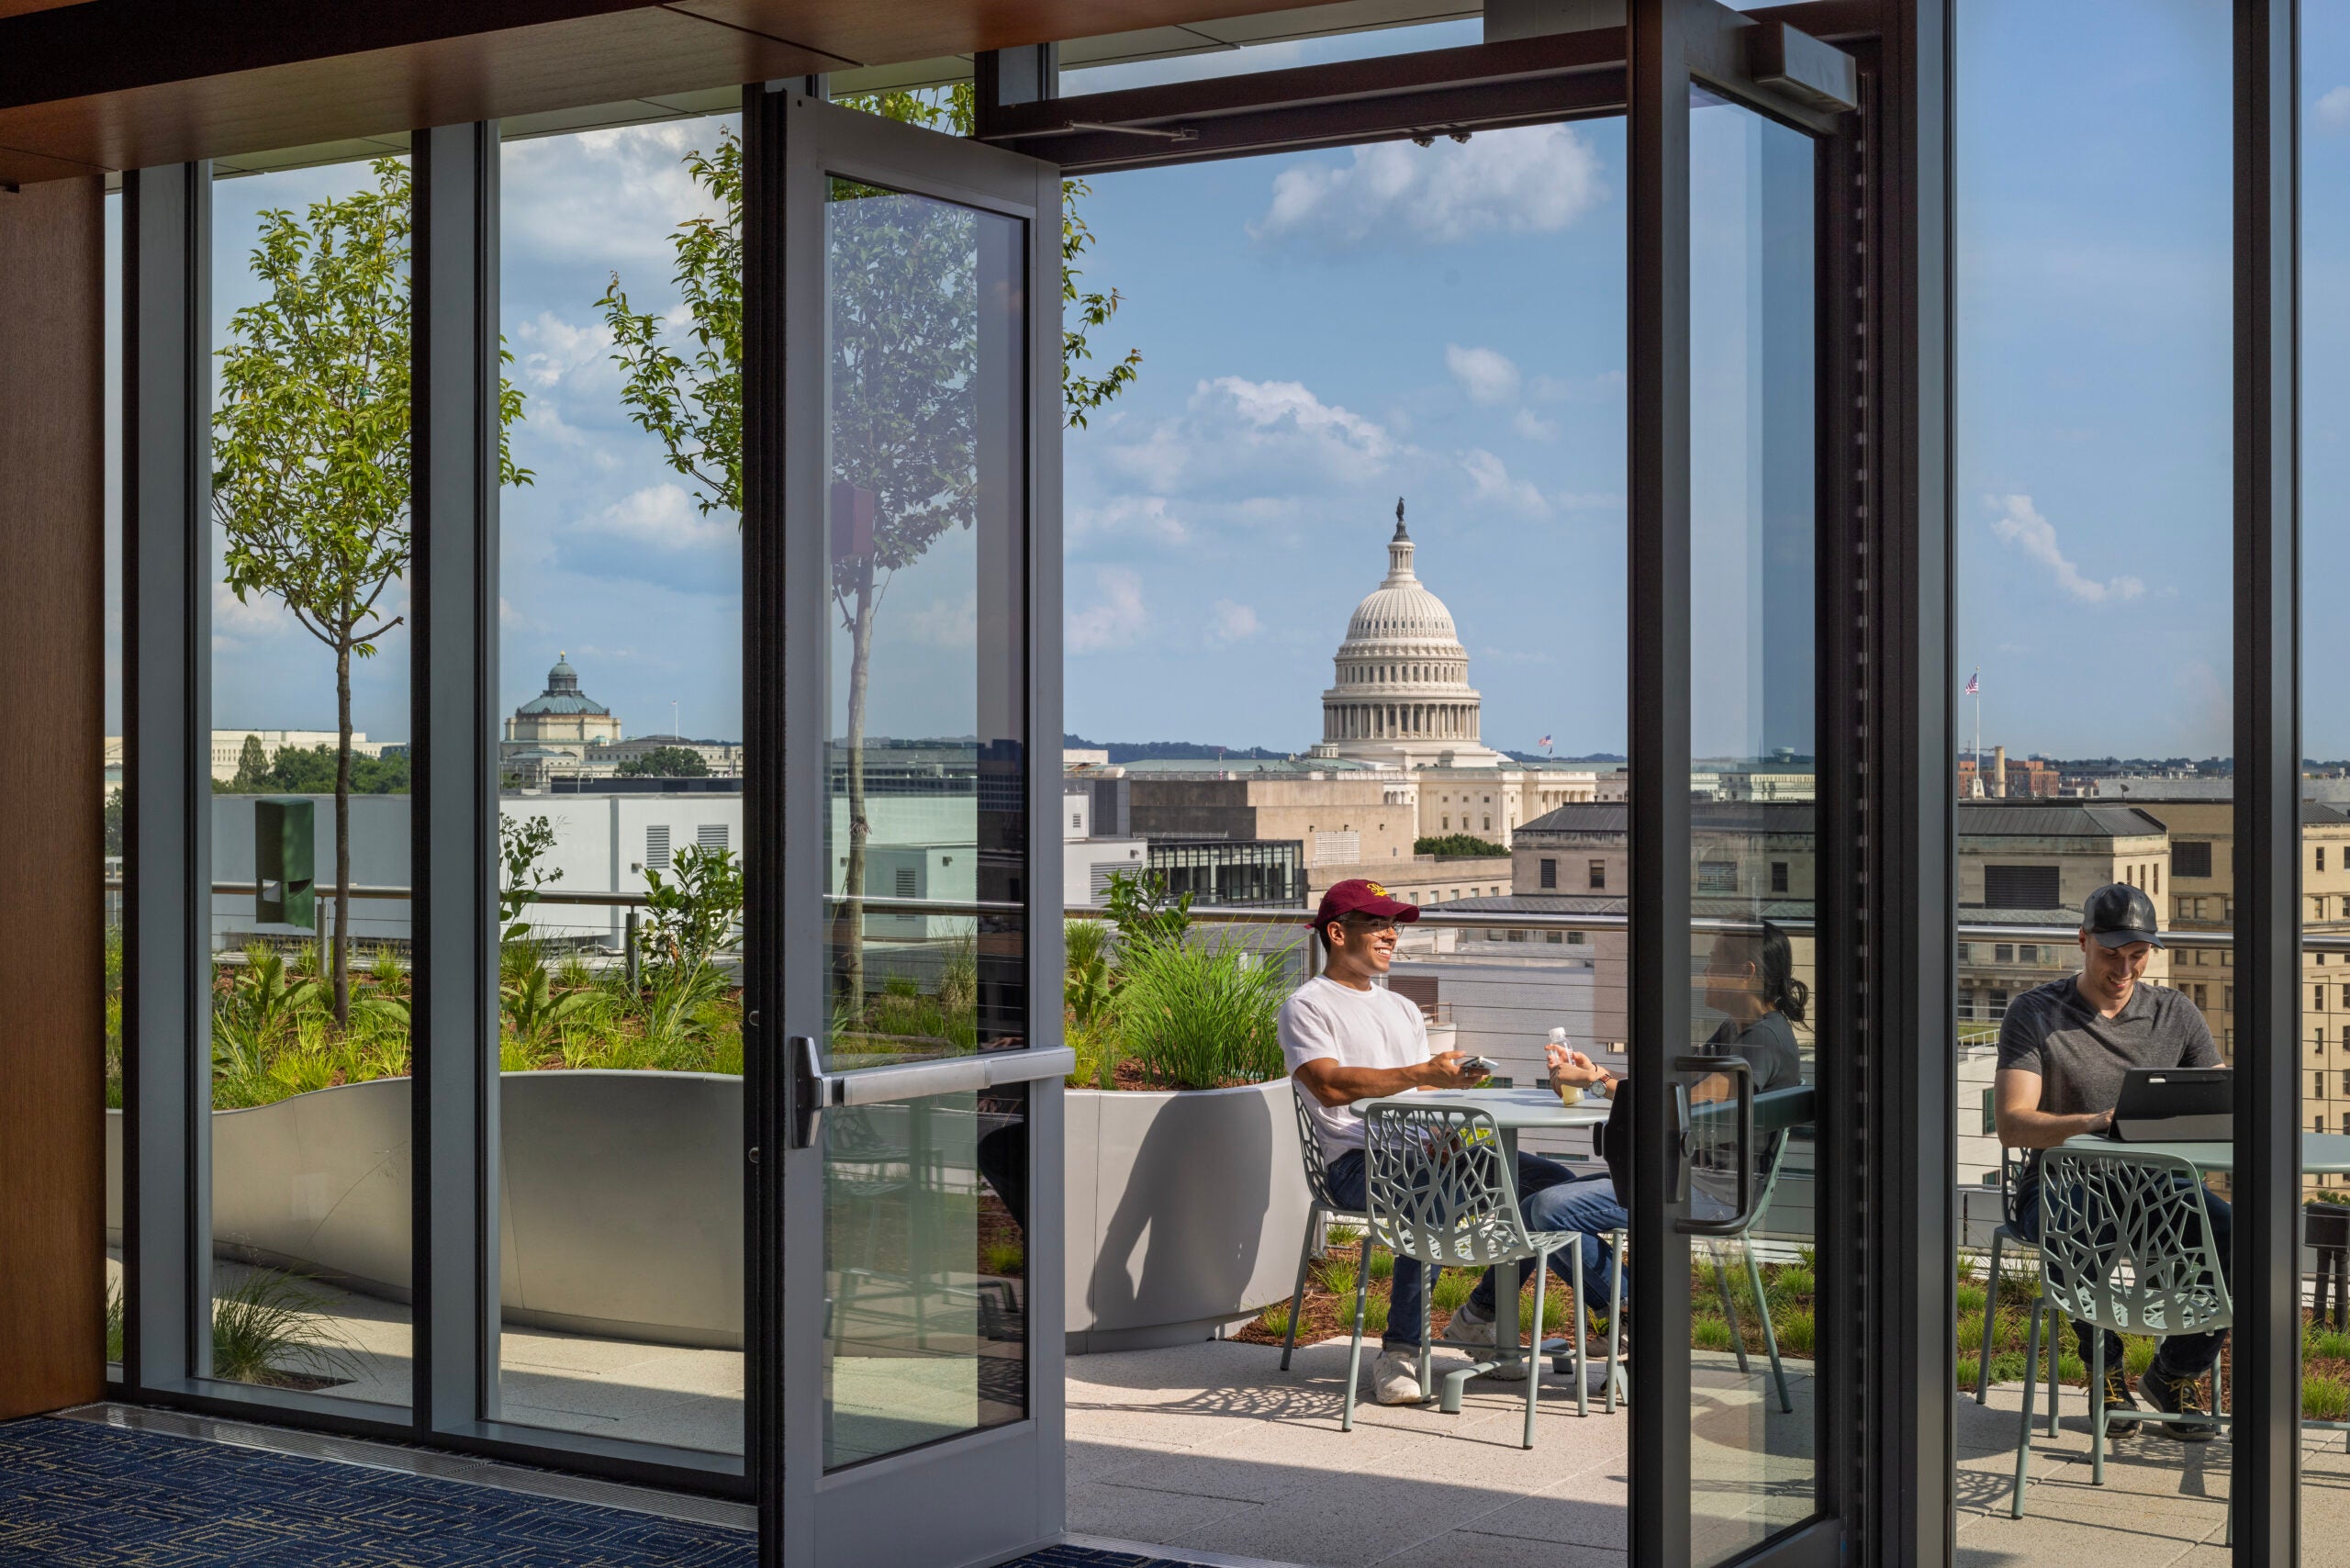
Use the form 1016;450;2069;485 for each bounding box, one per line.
1447;1304;1530;1381
1373;1350;1426;1405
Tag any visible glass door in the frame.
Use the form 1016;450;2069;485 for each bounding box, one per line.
1628;4;1854;1564
767;91;1071;1568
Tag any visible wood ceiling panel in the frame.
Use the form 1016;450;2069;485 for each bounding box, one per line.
0;0;1339;183
0;6;826;184
668;0;1322;69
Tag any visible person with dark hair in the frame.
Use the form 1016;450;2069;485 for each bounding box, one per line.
1512;923;1813;1338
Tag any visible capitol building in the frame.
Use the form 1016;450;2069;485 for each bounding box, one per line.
1308;503;1508;771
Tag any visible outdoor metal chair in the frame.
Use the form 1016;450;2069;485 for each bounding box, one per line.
1346;1103;1609;1448
1975;1148;2041;1406
1280;1082;1372;1372
2010;1147;2233;1529
1703;1124;1799;1415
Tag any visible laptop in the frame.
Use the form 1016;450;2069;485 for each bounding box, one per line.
2107;1067;2233;1144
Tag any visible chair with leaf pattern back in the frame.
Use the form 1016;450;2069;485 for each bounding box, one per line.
1280;1082;1371;1372
2010;1146;2233;1529
1975;1148;2042;1406
1346;1102;1604;1448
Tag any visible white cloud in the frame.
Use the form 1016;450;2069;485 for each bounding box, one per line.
1250;124;1607;248
1460;449;1549;515
1208;599;1262;644
903;589;979;650
512;310;615;392
574;483;733;552
1985;493;2145;603
1446;343;1521;406
1068;567;1148;654
1070;495;1191;546
500;118;736;273
1511;408;1560;442
2320;85;2350;129
1100;376;1399;493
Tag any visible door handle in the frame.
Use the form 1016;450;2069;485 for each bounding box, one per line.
1673;1054;1753;1236
791;1035;1076;1148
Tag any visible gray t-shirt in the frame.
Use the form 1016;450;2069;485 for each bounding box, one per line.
1997;973;2221;1184
1689;1011;1806;1210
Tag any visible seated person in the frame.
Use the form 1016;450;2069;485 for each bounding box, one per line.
1281;879;1589;1403
1535;922;1812;1333
1995;881;2230;1440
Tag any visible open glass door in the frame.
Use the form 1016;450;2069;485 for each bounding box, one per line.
767;91;1069;1568
1629;4;1855;1564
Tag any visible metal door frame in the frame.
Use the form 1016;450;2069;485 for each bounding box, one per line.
750;86;1069;1568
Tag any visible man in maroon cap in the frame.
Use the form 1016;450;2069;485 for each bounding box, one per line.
1282;878;1590;1403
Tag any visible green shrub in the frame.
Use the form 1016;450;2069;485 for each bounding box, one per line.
1113;936;1292;1089
2311;1328;2350;1363
1955;1311;1984;1354
1326;1224;1362;1249
1954;1282;1986;1317
1366;1249;1395;1282
2055;1351;2087;1383
1954;1254;1979;1284
2307;1374;2350;1421
981;1241;1024;1277
1693;1315;1735;1352
211;1271;358;1386
2124;1338;2158;1377
1258;1302;1292;1338
1317;1256;1360;1300
105;1282;124;1365
1776;1307;1817;1357
1986;1350;2028;1384
1432;1270;1476;1312
1361;1294;1391;1338
1771;1265;1815;1305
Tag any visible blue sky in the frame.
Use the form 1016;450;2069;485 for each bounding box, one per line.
107;4;2350;765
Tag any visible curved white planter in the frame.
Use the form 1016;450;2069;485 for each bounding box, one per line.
106;1071;745;1350
1064;1078;1314;1355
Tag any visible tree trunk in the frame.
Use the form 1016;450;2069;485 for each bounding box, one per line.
332;640;352;1029
840;583;877;1026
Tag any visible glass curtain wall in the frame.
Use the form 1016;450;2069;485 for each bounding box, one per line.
1951;3;2233;1551
492;107;746;1458
2302;4;2350;1550
103;187;124;1379
1683;84;1819;1566
199;153;417;1408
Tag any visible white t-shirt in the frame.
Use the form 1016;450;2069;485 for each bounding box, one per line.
1279;975;1431;1159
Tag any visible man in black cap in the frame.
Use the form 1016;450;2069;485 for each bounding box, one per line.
1994;880;2230;1439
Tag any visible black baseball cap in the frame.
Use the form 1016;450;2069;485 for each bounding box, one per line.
2082;882;2164;949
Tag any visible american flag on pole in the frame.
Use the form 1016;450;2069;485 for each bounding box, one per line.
1964;670;1980;696
1537;734;1553;754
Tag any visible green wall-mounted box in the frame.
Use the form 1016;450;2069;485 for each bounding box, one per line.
255;797;316;929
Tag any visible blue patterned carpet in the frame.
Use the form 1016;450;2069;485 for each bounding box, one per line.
1007;1550;1221;1568
0;1418;756;1566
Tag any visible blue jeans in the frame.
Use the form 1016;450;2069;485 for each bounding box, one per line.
1324;1148;1595;1346
2016;1180;2233;1380
1468;1162;1623;1318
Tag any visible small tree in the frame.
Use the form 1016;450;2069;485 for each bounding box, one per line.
214;156;531;1026
599;95;1139;1021
233;734;270;791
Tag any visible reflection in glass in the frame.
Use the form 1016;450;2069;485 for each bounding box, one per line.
821;177;1029;1469
493;110;746;1457
203;157;416;1406
1684;86;1818;1567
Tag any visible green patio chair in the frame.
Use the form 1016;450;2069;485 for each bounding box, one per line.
1345;1102;1602;1449
1975;1148;2042;1407
2010;1146;2233;1535
1280;1081;1371;1372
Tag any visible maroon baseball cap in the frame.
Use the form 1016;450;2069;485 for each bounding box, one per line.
1307;878;1421;931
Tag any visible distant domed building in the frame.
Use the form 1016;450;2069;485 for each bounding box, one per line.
1308;502;1505;771
501;653;623;781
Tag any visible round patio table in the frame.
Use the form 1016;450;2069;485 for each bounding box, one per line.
1348;1084;1616;1406
2058;1131;2350;1174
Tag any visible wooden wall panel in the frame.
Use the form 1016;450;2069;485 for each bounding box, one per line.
0;174;106;1420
